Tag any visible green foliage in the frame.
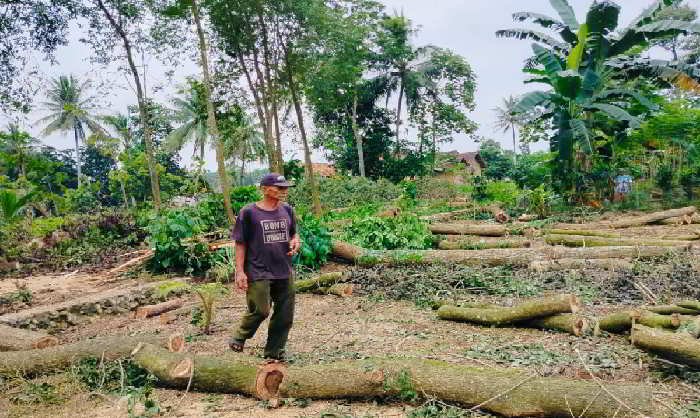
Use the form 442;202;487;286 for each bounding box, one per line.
208;246;235;282
72;358;155;393
408;400;471;418
413;176;460;200
465;343;571;367
342;214;432;251
294;214;332;270
479;139;514;180
146;209;212;274
29;216;65;238
384;369;418;402
230;186;261;212
511;152;554;189
155;281;230;333
62;182;101;214
283;159;305;182
0;188;35;224
484;180;520;207
656;163;676;193
289;176;402;211
520;185;556;218
10;382;63;405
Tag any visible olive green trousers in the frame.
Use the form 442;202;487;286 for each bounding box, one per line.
231;277;295;358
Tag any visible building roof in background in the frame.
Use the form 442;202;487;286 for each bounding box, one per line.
311;163;336;177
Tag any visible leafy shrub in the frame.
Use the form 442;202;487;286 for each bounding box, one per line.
29;217;65;238
62;182;101;214
294;214;332;270
288;176;402;210
512;152;554;189
485;180;520;206
147;209;212;274
155;281;230;333
342;214;432;250
414;176;460;200
656;163;676;193
519;185;556;218
230;186;261;212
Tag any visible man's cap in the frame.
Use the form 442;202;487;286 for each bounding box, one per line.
260;172;292;187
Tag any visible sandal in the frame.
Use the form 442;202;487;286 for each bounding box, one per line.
228;339;244;352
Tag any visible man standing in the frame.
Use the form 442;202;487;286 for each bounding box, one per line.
229;173;301;360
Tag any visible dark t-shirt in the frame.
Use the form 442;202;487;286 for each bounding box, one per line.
232;202;297;280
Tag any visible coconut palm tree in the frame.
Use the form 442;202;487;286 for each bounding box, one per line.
102;114;133;150
37;75;105;185
493;96;523;164
164;80;208;161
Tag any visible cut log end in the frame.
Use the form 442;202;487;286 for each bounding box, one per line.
168;333;185;353
255;362;287;400
171;357;193;379
569;295;582;314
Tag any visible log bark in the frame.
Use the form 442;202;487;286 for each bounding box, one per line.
134;299;185;319
544;234;693;248
609;206;697;228
631;323;700;368
0;324;59;351
134;344;655;418
437;295;580;326
420;208;474;222
529;258;633;272
597;310;681;334
428;223;506;237
644;305;700;315
294;272;345;293
332;240;680;267
547;229;621;238
520;314;589;336
658;213;700;225
438;238;530;250
0;333;183;376
677;300;700;311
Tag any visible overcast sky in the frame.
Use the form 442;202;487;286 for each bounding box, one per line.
3;0;699;171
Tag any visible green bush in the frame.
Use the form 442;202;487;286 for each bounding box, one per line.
62;182;101;214
294;214;332;270
230;186;261;212
146;209;212;274
512;152;554;189
29;217;65;238
342;214;432;250
485;180;521;207
414;176;460;200
519;185;556;218
288;176;402;210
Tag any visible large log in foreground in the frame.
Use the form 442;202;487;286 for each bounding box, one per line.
428;223;507;237
0;324;59;351
544;234;693;248
609;206;697;229
133;343;655;418
631;324;700;368
0;333;183;376
437;295;580;326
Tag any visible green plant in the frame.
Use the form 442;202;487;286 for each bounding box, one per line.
0;188;35;224
29;216;65;238
230;186;261;212
465;343;571;367
146;209;212;274
408;400;470;418
295;214;332;270
10;382;63;405
289;176;402;210
342;214;432;251
156;281;229;333
384;369;418;402
72;358;155;393
208;246;235;282
63;182;101;214
485;180;520;206
520;185;556;218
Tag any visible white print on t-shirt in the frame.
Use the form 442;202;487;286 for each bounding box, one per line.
261;218;289;244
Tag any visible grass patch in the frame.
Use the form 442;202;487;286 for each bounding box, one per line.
464;343;571;367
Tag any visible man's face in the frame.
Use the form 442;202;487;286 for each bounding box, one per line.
263;185;289;201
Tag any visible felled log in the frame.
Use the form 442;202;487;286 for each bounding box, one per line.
420;208;474;222
529;258;633;272
437;295;580;326
294;272;345;293
609;206;697;228
314;284;354;297
437;238;530;250
677;300;700;311
544;234;692;248
484;204;509;224
0;324;59;351
644;305;700;315
631;323;700;368
134;299;185;319
517;213;538;222
107;250;153;276
133;343;655;418
0;333;184;376
658;213;700;225
521;314;589;336
428;223;506;237
597;310;681;334
547;228;620;238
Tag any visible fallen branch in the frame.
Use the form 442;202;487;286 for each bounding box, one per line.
134;299;185;319
133;343;655;418
437;294;580;326
294;272;345;293
631;324;700;368
0;333;183;376
597;310;680;334
0;324;59;351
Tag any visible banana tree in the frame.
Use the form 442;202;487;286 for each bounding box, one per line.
500;0;700;194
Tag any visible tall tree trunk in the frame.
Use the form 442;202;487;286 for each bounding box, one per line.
257;9;282;173
351;94;365;177
73;124;82;186
395;77;404;154
511;125;517;165
284;50;321;215
120;181;129;209
95;0;161;209
191;0;235;225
